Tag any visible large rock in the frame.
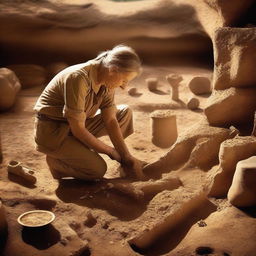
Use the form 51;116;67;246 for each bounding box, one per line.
0;68;21;111
143;119;236;178
187;0;255;37
213;27;256;90
188;77;211;95
208;136;256;197
228;156;256;207
7;64;47;89
204;87;256;127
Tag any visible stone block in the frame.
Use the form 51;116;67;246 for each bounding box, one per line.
208;136;256;197
228;156;256;207
204;87;256;127
188;77;211;95
213;27;256;90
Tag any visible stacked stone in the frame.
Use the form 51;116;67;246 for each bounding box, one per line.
204;28;256;129
208;136;256;197
228;156;256;207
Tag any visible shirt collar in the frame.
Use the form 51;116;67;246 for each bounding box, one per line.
88;58;103;94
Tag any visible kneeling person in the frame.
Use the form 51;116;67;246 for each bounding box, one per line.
34;45;144;180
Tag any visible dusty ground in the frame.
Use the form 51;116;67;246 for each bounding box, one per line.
2;65;255;256
0;65;209;254
1;1;256;255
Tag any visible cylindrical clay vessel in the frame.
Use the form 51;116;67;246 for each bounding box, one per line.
146;78;158;91
150;110;177;148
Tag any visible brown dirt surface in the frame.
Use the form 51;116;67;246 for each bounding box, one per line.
0;65;218;256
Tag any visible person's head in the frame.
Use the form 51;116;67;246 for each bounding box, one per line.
97;44;142;89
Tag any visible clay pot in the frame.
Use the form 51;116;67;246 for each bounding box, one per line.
166;74;183;86
166;74;183;101
146;78;158;91
150;110;177;148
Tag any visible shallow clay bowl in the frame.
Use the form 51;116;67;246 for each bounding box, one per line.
17;210;55;228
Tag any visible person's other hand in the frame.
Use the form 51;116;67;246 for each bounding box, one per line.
121;155;146;180
108;148;122;163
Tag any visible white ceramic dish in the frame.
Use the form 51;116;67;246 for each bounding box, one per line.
17;210;55;227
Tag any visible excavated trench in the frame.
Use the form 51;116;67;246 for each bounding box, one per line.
129;193;217;256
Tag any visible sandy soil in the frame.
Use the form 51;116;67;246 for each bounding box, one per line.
1;65;255;256
0;65;209;254
1;0;256;255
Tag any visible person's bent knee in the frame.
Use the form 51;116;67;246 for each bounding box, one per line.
91;156;107;179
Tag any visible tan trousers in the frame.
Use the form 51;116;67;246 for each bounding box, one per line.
43;105;133;180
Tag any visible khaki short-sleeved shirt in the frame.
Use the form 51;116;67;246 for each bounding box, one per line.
34;58;116;122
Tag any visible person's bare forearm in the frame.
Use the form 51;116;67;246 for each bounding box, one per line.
104;118;131;160
76;127;111;154
68;118;112;155
103;116;145;179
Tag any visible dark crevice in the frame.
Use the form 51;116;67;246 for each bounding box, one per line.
22;224;60;250
196;246;214;255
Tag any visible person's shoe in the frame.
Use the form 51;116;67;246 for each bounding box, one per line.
7;160;37;184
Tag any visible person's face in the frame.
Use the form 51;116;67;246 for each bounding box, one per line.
105;67;138;90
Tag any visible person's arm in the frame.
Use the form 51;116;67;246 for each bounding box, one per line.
101;107;145;179
63;72;120;161
101;107;130;159
67;116;121;162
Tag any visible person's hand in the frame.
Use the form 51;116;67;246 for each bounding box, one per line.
121;155;146;180
108;147;121;163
